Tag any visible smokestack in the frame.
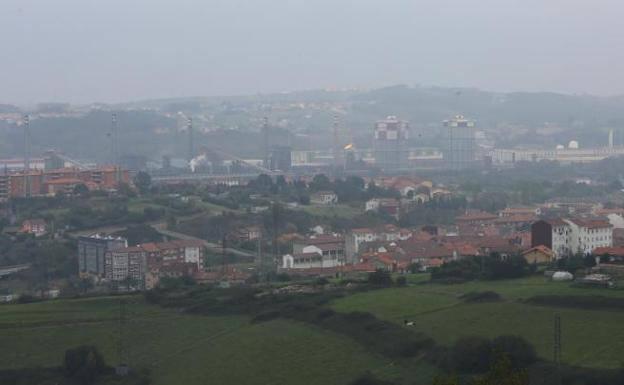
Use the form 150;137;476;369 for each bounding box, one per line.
333;114;340;169
609;128;614;148
187;117;194;162
262;117;269;168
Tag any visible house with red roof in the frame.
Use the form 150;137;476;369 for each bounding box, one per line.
521;245;555;264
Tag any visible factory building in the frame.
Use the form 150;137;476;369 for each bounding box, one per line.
491;144;624;165
269;146;292;172
373;116;410;172
444;115;476;170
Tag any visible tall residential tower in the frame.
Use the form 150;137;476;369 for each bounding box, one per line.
373;116;409;172
444;115;476;170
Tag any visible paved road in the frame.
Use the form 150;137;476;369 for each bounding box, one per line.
67;212;255;258
153;227;256;258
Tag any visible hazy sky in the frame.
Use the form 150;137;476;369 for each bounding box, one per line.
1;0;623;104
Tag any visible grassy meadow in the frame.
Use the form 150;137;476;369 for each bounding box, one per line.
332;275;624;369
0;296;422;385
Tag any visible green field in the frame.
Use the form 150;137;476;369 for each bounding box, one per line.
0;296;428;385
298;204;363;219
332;275;624;369
5;276;624;384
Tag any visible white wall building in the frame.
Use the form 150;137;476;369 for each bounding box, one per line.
282;244;344;269
310;191;338;205
533;218;612;258
564;219;612;255
345;226;411;261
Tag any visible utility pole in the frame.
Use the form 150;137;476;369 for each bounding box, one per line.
221;234;228;276
23;115;31;198
111;113;121;184
262;117;269;169
116;299;129;376
272;203;279;273
332;114;340;171
256;235;263;277
553;313;562;385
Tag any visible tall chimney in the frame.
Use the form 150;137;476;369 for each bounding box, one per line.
609;128;614;148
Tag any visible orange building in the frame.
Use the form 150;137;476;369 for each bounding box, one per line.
4;166;131;199
8;171;44;198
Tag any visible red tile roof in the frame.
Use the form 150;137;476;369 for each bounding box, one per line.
521;245;554;257
593;247;624;256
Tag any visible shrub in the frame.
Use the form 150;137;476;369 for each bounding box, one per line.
395;276;407;287
315;277;329;285
451;337;493;373
491;335;537;369
459;291;501;303
275;273;291;282
63;346;107;384
367;269;393;286
251;311;281;323
17;294;41;304
526;295;624;311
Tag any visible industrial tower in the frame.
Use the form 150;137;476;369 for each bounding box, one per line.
23;115;31;197
111;113;123;184
262;117;269;169
187;117;194;162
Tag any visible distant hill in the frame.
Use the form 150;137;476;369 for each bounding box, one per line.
3;85;624;161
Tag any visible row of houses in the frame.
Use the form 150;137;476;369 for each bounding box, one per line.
280;211;621;276
280;224;529;274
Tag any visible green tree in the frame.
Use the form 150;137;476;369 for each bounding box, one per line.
117;182;136;198
310;174;332;191
490;335;537;369
452;336;492;373
73;183;90;197
133;171;152;195
367;269;393;286
166;214;178;230
63;345;107;385
470;353;529;385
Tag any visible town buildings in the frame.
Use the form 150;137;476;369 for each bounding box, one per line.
103;239;205;290
21;219;47;237
0;166;131;200
365;198;401;219
78;234;128;277
345;225;411;262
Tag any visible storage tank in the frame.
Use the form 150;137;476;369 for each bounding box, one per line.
552;271;574;281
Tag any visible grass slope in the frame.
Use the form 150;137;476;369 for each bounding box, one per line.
332;275;624;369
0;296;429;385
